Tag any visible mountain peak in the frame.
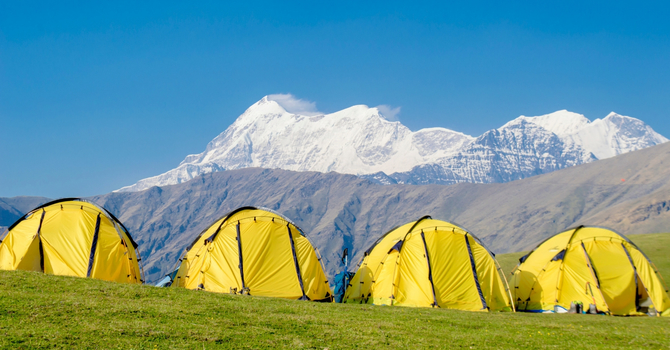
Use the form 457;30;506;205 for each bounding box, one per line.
505;110;590;137
116;97;667;192
603;111;638;123
244;96;289;115
567;111;668;160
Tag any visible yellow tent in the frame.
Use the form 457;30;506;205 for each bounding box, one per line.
512;226;670;316
172;207;332;301
0;198;144;284
343;216;514;311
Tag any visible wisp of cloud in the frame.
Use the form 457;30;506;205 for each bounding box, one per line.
267;94;322;116
376;105;401;121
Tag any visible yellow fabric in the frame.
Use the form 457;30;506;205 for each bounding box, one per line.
584;240;633;314
394;231;435;307
511;229;574;311
428;230;483;311
173;208;332;301
90;220;141;283
471;236;514;312
344;217;513;312
181;224;241;293
40;207;96;277
557;244;609;313
513;226;670;316
15;236;42;272
627;243;670;316
241;220;302;298
0;200;143;284
345;222;415;304
0;210;43;271
120;225;142;283
368;249;399;305
294;233;331;301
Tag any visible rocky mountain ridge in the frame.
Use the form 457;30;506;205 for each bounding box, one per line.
118;97;667;192
3;142;669;283
90;142;670;282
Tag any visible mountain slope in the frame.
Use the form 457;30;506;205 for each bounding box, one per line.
383;118;596;185
93;142;670;282
0;196;51;228
119;97;473;192
117;97;666;192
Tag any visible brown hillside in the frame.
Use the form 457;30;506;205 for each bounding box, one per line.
91;142;670;282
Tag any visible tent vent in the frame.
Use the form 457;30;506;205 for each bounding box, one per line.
551;250;566;261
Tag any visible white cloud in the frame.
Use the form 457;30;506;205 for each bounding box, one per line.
376;105;401;121
267;93;321;116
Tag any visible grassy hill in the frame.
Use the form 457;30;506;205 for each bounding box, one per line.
626;233;670;283
0;273;668;348
495;250;529;279
1;232;668;349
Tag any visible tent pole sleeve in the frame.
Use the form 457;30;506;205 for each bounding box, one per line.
621;243;640;311
236;221;247;293
86;214;102;278
287;225;307;300
420;231;439;307
465;234;487;310
554;226;584;307
367;245;398;304
621;243;658;314
37;209;46;272
579;242;610;313
205;218;227;243
389;249;402;305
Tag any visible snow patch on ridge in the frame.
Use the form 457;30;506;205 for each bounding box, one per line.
508;110;591;137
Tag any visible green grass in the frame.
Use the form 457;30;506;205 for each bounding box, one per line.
1;232;668;349
0;270;668;349
495;250;528;279
627;233;670;284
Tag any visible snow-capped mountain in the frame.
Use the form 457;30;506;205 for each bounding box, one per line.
117;97;667;192
508;110;667;159
375;110;668;185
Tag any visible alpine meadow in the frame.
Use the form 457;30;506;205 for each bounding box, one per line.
2;2;670;349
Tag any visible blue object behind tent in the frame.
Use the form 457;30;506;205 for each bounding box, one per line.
332;247;353;302
155;269;179;287
333;271;355;303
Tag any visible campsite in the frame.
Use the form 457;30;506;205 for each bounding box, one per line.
0;232;667;349
0;198;668;348
3;2;670;349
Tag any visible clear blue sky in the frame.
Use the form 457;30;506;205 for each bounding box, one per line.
1;1;669;198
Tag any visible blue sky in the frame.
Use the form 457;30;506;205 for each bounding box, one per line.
1;1;669;198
